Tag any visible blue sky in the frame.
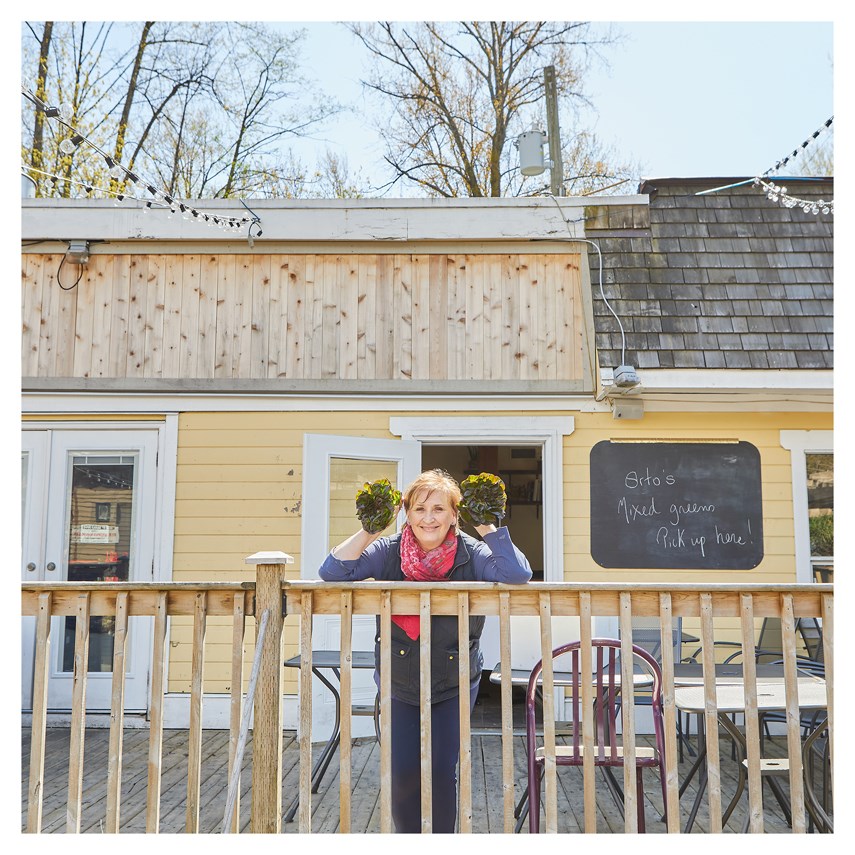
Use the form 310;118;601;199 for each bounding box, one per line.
287;19;834;192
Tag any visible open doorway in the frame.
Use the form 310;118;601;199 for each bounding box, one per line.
422;443;545;730
421;444;544;581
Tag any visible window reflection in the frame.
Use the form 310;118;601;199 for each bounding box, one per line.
806;453;833;558
62;455;136;673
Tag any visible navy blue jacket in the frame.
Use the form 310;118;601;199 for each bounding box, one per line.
319;528;531;704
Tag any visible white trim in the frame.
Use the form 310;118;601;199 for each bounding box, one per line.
633;369;833;393
23;392;599;414
780;430;833;583
389;416;575;584
154;414;178;584
24;195;648;243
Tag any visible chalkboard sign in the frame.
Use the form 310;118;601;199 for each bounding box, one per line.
590;441;763;570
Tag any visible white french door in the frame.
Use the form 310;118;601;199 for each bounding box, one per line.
301;434;421;739
22;428;158;712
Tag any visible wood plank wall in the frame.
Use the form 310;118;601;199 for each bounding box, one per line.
21;253;586;383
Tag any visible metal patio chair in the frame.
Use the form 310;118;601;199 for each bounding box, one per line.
525;639;668;833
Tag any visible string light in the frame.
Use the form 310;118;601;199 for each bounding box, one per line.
754;117;833;215
752;178;833;216
21;87;260;233
762;117;833;177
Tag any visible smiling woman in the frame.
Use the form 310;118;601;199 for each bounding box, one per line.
318;468;532;833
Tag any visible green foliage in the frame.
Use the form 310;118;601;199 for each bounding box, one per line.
355;478;402;534
458;472;507;527
809;513;833;556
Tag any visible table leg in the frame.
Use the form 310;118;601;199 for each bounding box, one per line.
682;716;709;833
283;667;343;823
719;713;748;828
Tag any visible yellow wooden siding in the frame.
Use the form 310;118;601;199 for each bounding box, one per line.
167;408;830;692
22;253;588;385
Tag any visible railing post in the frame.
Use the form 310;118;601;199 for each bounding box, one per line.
246;551;294;834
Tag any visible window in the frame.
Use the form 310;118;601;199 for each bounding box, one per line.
780;431;832;583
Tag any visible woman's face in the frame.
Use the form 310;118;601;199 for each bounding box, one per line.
406;489;457;551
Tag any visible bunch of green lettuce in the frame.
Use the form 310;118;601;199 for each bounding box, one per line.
458;472;507;527
355;478;402;534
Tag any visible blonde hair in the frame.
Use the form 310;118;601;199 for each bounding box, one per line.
402;469;462;516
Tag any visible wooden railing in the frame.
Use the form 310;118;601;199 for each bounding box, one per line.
21;557;832;834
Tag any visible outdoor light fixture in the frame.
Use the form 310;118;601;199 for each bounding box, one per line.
612;364;641;389
64;240;90;265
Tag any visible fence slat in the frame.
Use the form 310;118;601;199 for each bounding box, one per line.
185;591;207;833
458;591;473;833
578;591;597;833
699;592;723;832
618;592;638;833
26;591;52;833
299;592;313;833
780;593;807;832
105;591;129;832
67;593;91;833
498;591;513;833
146;592;168;832
538;592;557;833
419;591;432;833
821;592;833;781
227;592;246;833
739;593;764;833
379;590;392;832
658;593;680;833
339;591;353;834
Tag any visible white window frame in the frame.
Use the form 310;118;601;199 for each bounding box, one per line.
780;430;833;583
389;416;575;582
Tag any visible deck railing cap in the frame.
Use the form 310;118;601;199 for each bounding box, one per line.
245;551;295;566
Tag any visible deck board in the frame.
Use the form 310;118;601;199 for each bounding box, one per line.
22;725;801;833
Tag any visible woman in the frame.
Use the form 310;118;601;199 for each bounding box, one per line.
319;468;531;833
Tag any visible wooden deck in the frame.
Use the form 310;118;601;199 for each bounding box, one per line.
22;723;803;833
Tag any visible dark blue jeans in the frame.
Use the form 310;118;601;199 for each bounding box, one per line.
390;683;479;833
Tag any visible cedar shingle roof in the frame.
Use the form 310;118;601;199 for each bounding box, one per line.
585;177;833;371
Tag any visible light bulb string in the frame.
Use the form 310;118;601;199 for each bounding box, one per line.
22;87;260;231
762;116;833;177
22;163;256;226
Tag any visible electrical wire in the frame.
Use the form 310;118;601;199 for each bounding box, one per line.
56;251;85;291
547;195;628;367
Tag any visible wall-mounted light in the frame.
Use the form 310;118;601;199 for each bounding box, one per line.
64;240;90;265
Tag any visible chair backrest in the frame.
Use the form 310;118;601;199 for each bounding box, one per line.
525;638;664;766
622;617;683;666
796;617;824;661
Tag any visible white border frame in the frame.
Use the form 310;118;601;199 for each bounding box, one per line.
389;416;575;583
780;430;833;583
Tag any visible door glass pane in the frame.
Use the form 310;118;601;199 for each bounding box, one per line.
806;453;833;558
61;454;137;673
329;458;400;553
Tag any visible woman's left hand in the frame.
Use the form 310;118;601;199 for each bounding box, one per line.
474;523;497;537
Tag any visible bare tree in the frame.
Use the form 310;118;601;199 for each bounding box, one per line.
22;21;340;199
27;22;53;176
349;21;636;197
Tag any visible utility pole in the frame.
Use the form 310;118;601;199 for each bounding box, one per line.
543;66;564;196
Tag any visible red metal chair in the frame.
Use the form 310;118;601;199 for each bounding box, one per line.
525;638;668;833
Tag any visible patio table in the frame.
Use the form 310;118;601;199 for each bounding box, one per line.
282;650;378;823
674;676;827;832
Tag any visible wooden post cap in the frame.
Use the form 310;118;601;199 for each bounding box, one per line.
244;551;295;565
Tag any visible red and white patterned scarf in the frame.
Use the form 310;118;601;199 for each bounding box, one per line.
391;523;458;639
